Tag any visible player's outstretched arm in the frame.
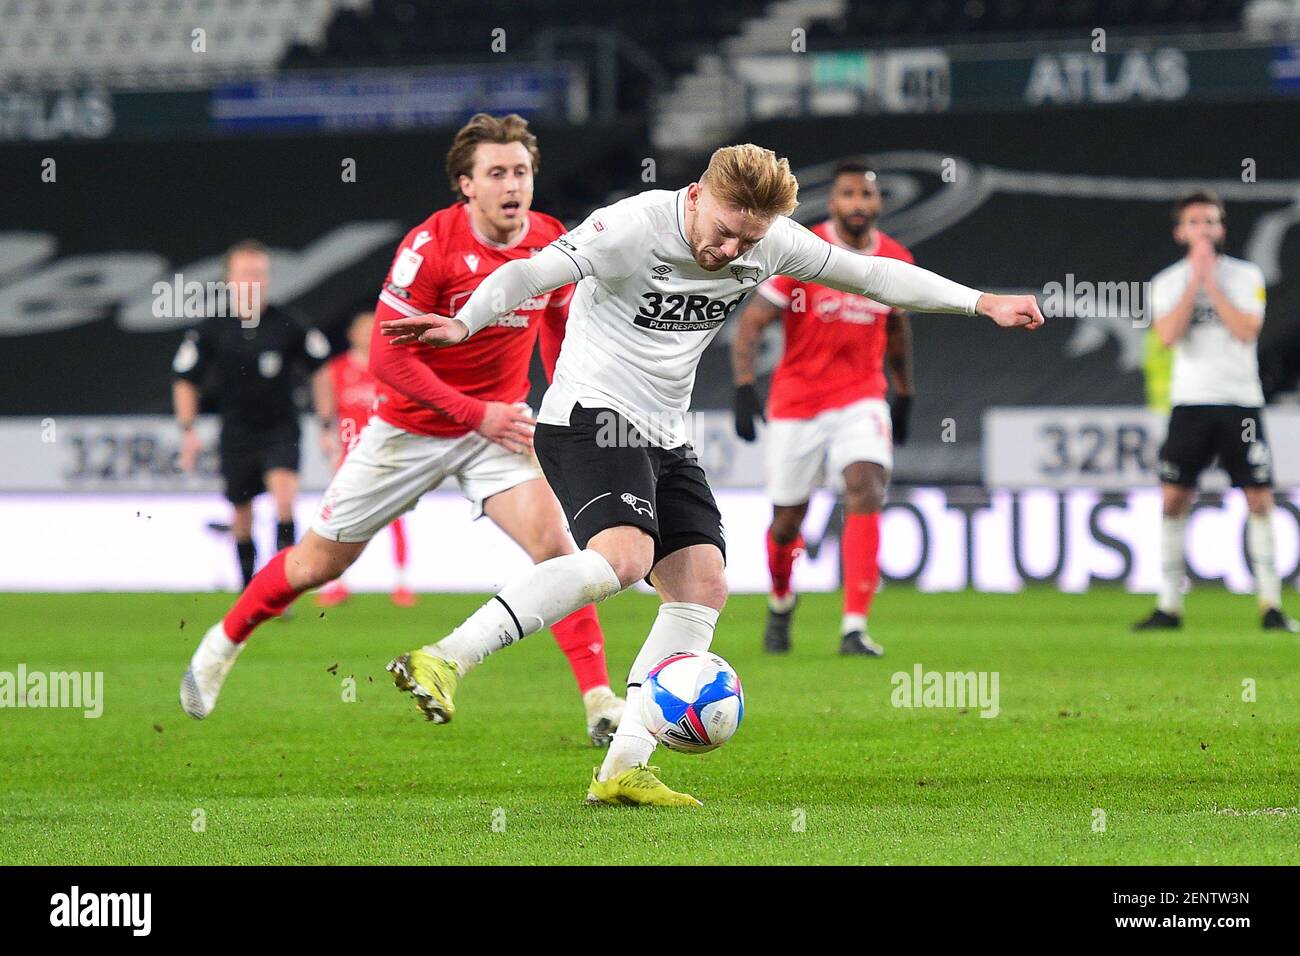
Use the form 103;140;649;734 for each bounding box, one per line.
812;242;1044;330
380;246;581;347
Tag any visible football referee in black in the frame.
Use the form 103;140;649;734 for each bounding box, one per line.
172;239;332;588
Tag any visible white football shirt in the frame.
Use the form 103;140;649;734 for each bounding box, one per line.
455;187;983;447
542;189;982;446
1150;254;1266;407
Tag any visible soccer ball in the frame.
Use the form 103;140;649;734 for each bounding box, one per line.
641;651;744;754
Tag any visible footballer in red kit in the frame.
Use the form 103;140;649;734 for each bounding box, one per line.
313;310;415;610
371;199;571;441
180;114;625;746
732;159;915;657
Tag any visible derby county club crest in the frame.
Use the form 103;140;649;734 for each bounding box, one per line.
729;264;761;285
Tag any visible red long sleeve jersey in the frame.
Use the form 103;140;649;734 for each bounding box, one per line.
371;203;572;438
757;223;913;420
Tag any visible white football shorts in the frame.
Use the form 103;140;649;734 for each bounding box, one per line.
764;397;893;506
312;413;542;543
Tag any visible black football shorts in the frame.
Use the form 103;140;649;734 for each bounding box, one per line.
219;422;301;504
1158;404;1273;488
535;404;726;569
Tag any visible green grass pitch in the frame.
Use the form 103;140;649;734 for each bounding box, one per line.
1;588;1297;865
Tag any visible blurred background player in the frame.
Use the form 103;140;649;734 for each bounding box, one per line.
172;239;331;589
1134;190;1298;633
315;309;415;609
180;114;625;745
731;160;914;657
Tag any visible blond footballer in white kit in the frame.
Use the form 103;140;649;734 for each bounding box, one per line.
379;144;1047;807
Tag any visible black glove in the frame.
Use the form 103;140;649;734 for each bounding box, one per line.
734;383;765;442
890;393;913;447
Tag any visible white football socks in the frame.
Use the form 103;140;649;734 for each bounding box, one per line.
1158;514;1188;615
842;613;867;636
599;602;720;782
428;549;622;674
1247;511;1282;610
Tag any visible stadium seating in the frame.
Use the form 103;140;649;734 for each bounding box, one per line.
278;0;773;112
0;0;363;88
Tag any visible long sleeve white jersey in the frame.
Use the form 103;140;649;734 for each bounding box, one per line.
456;188;984;447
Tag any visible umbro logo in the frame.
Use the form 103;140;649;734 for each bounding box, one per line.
651;264;673;282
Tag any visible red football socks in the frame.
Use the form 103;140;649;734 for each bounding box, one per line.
767;529;804;598
551;604;610;694
842;512;881;617
222;548;302;643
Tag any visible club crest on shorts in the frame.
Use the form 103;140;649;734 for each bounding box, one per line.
620;492;654;518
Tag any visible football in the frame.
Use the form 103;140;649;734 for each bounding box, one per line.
641;650;744;754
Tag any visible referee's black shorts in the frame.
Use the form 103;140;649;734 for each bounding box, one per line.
1158;404;1273;489
219;421;301;505
535;404;726;570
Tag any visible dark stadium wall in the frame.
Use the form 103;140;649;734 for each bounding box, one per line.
676;100;1300;449
0;121;649;416
2;102;1297;445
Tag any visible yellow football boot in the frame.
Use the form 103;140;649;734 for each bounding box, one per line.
386;649;460;723
586;765;702;807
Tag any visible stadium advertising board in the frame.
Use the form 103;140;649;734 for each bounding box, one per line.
3;485;1295;594
736;39;1292;121
211;65;587;132
985;406;1300;490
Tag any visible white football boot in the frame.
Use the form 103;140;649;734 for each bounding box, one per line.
180;622;246;718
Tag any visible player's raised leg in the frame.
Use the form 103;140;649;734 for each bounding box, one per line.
388;535;631;724
481;477;625;745
182;417;446;718
181;531;364;718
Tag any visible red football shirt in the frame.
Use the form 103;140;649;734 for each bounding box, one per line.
328;352;377;454
758;222;913;420
372;203;572;438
